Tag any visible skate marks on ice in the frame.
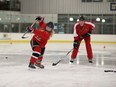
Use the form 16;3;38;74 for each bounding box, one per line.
0;48;116;70
45;48;116;66
0;63;116;87
45;49;116;73
0;56;116;87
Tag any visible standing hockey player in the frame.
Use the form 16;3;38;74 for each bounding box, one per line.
27;16;54;69
70;16;95;63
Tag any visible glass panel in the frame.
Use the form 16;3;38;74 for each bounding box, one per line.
1;23;11;32
58;14;69;23
20;23;32;33
0;13;115;34
103;23;113;34
64;23;70;34
58;14;69;34
11;23;19;33
115;14;116;24
54;23;65;34
92;23;102;34
115;24;116;34
0;23;4;32
103;14;113;23
91;14;102;23
69;14;80;23
80;14;91;22
91;14;102;34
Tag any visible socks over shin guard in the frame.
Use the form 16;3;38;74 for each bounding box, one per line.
36;56;43;64
30;57;37;64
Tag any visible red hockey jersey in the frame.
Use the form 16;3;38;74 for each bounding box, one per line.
73;21;95;40
31;19;51;48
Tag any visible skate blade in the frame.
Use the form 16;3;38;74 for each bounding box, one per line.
69;62;73;64
28;67;36;71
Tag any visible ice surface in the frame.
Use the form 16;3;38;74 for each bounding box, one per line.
0;43;116;87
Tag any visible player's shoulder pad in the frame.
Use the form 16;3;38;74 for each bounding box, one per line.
85;22;95;28
74;22;79;28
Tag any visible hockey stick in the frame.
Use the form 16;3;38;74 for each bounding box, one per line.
21;20;37;39
52;49;73;66
104;70;116;73
21;31;29;39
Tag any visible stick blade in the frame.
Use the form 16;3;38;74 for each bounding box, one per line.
21;37;25;39
104;70;114;72
52;60;61;66
52;63;57;66
21;36;28;39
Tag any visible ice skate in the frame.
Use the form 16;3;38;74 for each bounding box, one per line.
69;59;74;64
28;62;36;69
88;60;93;63
35;63;44;69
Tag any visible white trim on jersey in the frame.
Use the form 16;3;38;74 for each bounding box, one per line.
73;23;79;37
85;22;95;29
31;55;38;59
31;51;41;59
33;51;41;55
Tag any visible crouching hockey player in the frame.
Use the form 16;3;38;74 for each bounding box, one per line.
70;16;95;63
27;16;54;69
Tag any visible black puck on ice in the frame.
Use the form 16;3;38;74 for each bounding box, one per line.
5;57;8;59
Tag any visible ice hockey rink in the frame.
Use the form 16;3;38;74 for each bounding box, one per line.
0;42;116;87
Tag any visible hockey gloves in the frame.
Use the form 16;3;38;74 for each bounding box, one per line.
73;40;79;49
82;31;91;38
26;26;34;32
35;16;42;21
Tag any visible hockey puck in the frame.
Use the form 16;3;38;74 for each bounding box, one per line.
5;57;8;59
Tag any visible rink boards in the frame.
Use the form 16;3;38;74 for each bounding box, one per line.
0;33;116;44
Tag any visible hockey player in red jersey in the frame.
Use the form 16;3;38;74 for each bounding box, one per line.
70;16;95;63
27;16;54;69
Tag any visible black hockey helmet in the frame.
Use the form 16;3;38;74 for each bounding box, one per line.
47;22;54;29
79;16;85;21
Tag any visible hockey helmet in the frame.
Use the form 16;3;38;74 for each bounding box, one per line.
47;22;54;29
79;16;85;21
